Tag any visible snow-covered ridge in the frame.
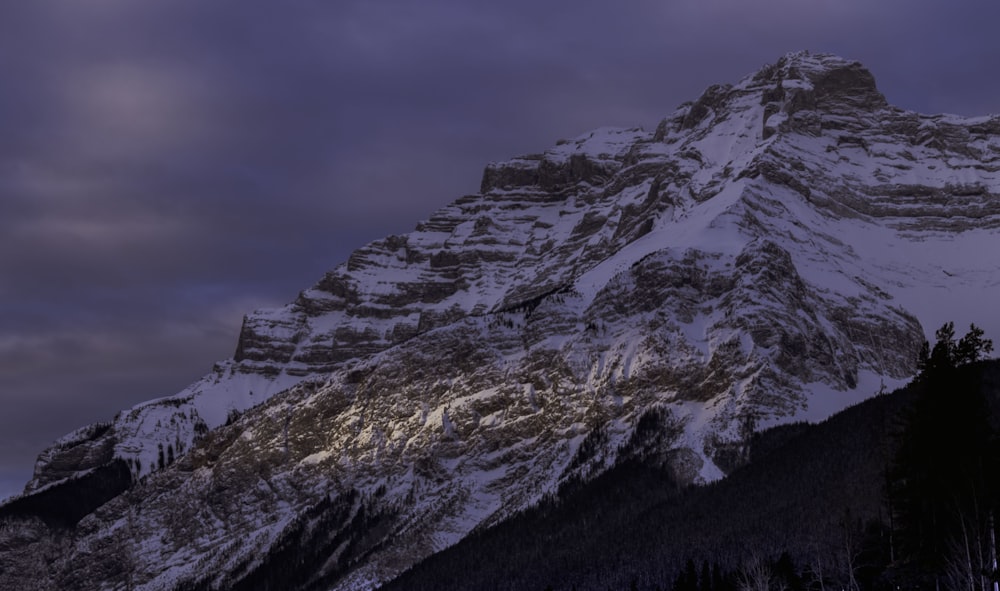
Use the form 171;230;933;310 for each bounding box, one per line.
4;51;1000;591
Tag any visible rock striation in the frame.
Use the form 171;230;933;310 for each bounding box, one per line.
3;51;1000;591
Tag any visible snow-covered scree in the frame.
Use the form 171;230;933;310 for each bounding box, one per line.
3;51;1000;591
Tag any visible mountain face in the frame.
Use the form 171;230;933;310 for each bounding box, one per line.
3;51;1000;590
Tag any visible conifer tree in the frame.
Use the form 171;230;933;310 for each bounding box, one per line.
892;321;997;583
956;323;994;365
700;561;712;591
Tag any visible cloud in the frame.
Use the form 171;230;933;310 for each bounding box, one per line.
52;63;218;160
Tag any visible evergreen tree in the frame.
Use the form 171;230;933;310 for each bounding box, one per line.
674;559;699;591
956;323;994;365
916;340;931;373
699;561;712;591
891;322;998;583
712;563;727;591
772;553;802;591
917;322;994;378
928;321;957;372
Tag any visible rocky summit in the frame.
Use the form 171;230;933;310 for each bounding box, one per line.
3;51;1000;590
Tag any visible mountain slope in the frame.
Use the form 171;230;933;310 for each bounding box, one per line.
2;51;1000;591
378;371;912;591
379;360;1000;591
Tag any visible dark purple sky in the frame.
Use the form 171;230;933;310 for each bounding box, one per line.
2;0;1000;501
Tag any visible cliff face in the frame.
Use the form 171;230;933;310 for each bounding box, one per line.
3;52;1000;591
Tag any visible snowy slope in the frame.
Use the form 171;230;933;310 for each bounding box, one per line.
3;51;1000;591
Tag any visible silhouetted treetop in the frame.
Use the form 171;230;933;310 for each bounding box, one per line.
917;321;993;377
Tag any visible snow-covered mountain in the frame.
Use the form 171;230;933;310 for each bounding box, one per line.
3;51;1000;590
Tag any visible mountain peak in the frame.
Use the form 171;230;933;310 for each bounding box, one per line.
666;52;887;141
747;50;886;111
774;50;867;75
